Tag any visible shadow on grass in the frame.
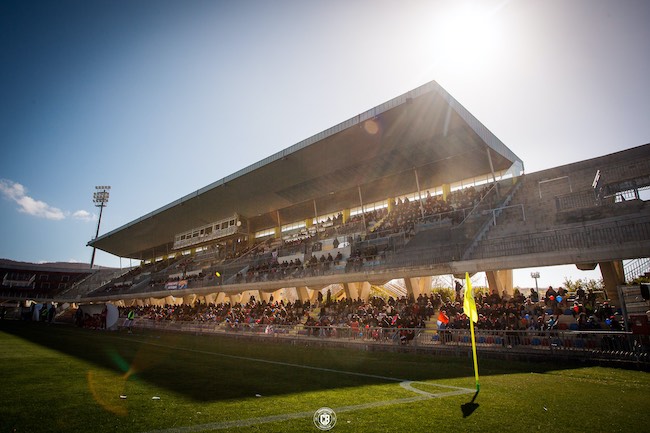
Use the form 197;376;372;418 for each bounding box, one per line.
0;320;584;403
461;390;480;417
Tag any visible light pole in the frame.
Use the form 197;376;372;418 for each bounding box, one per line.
530;271;540;292
90;185;110;269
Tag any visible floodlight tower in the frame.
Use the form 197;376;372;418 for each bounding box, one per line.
90;185;110;269
530;271;540;291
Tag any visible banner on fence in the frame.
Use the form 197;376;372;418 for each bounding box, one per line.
165;280;188;290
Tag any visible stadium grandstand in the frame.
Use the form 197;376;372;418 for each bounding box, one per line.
2;80;649;364
0;259;94;301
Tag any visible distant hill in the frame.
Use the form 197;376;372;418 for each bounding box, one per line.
0;259;117;271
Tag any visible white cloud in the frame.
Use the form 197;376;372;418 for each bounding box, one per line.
0;179;25;200
72;210;96;221
0;178;86;221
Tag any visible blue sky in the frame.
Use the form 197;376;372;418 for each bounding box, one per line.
1;0;649;288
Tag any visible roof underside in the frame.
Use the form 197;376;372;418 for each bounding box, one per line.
90;80;522;259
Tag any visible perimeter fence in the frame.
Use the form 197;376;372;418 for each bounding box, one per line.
130;320;649;366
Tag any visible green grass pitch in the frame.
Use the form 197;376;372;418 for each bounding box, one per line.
1;321;649;433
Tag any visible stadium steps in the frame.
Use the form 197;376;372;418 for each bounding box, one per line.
55;305;77;324
422;319;439;334
461;178;523;261
60;268;126;300
308;307;321;320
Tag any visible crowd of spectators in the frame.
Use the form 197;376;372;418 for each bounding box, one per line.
439;285;621;332
370;186;491;237
118;283;623;345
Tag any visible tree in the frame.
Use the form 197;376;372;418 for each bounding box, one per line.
563;277;603;292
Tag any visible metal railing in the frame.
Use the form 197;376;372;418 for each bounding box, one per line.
127;320;649;363
624;258;650;283
472;215;650;260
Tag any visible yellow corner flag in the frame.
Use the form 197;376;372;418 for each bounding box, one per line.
463;273;478;323
464;272;480;393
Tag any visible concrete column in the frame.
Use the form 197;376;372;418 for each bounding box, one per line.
215;292;227;304
182;294;197;305
344;282;359;300
442;183;451;201
343;282;372;301
599;260;625;304
240;290;258;304
296;286;311;302
486;270;513;296
342;209;350;224
259;288;284;304
405;276;432;299
259;291;273;303
343;283;359;299
309;287;322;303
358;282;371;301
202;293;218;305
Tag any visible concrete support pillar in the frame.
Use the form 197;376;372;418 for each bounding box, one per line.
259;291;273;303
202;293;218;305
240;290;258;304
486;270;513;296
308;287;321;303
272;288;284;303
599;260;625;304
342;209;350;224
358;282;371;301
182;294;197;305
442;183;451;201
404;277;432;299
343;282;357;300
343;282;371;301
215;292;227;304
296;286;311;302
259;289;284;304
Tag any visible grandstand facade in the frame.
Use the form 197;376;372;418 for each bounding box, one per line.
6;80;649;309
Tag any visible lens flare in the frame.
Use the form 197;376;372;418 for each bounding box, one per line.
87;370;128;416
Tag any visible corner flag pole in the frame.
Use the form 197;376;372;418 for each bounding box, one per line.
464;272;480;393
469;306;480;393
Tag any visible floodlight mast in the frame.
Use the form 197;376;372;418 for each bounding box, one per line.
531;271;540;291
90;186;111;269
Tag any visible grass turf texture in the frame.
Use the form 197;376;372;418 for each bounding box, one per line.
1;321;649;433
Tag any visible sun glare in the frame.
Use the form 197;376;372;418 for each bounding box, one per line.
437;2;505;67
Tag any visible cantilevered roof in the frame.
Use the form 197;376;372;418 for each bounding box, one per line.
89;80;523;259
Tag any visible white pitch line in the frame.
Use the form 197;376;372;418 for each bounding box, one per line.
114;335;411;383
111;336;475;433
144;387;474;433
